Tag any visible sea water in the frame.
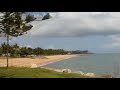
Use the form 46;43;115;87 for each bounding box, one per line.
42;53;120;77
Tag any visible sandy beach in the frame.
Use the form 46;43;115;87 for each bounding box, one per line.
0;54;81;67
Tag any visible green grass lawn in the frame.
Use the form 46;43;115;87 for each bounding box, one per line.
0;67;90;78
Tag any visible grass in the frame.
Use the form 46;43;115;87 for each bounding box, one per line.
0;67;90;78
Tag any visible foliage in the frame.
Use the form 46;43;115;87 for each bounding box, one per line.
25;14;36;23
42;13;51;20
0;43;67;57
0;12;34;67
0;12;33;37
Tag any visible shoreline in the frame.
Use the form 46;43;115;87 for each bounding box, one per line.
41;66;113;78
38;55;79;67
0;54;82;67
38;54;97;77
38;54;90;67
40;67;96;77
38;54;112;78
0;54;112;78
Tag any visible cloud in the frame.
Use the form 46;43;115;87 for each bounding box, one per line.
26;12;120;37
101;35;120;48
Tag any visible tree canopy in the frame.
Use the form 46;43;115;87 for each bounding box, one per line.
0;12;33;37
42;13;51;20
25;14;36;23
0;43;67;57
0;12;51;67
0;12;34;67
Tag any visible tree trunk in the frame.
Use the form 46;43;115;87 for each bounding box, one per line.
6;34;9;68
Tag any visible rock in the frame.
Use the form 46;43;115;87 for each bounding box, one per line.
73;71;85;75
78;71;85;75
62;69;72;73
31;64;38;68
85;73;96;77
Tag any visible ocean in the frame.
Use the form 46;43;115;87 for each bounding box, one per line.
42;53;120;78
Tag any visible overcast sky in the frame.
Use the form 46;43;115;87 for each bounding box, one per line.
1;12;120;53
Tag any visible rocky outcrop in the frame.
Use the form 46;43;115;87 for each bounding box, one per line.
73;71;95;77
40;67;96;77
73;71;85;75
62;69;72;73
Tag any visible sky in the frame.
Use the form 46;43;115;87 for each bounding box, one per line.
1;12;120;53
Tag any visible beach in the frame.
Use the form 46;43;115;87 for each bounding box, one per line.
0;54;80;67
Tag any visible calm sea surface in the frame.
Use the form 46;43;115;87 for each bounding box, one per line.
42;53;120;77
